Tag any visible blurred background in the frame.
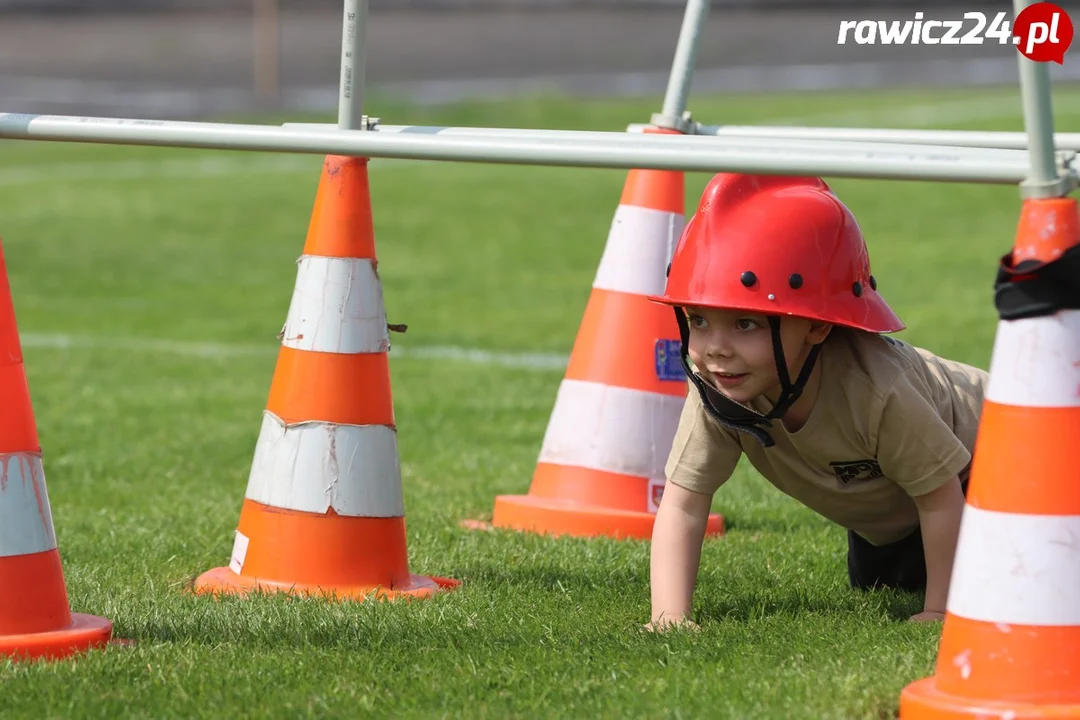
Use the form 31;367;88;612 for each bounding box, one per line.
0;0;1076;121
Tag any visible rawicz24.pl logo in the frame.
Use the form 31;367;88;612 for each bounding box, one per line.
837;2;1074;64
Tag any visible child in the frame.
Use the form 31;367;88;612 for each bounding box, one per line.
646;173;988;629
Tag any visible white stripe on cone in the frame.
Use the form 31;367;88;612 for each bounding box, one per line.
537;379;685;480
985;310;1080;408
592;205;684;297
947;506;1080;626
0;452;58;558
244;412;405;518
281;256;390;355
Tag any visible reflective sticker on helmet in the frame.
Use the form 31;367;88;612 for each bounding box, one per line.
654;339;685;381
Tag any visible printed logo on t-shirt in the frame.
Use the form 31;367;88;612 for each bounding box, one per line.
830;459;884;484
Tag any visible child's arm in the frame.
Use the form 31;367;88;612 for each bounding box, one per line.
911;475;967;621
647;481;715;630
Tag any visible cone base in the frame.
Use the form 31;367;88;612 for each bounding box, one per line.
0;613;113;662
901;677;1080;719
484;494;725;540
192;566;460;601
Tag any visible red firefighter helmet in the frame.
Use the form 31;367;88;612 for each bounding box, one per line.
650;173;904;334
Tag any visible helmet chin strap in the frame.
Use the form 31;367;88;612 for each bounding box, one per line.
673;307;822;448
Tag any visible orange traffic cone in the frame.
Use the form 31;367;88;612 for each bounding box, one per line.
0;238;113;661
471;128;725;540
899;196;1080;718
194;156;458;600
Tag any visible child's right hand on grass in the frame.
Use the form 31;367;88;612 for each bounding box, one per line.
647;482;713;636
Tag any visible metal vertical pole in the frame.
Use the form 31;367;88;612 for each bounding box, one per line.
338;0;369;131
652;0;710;133
1014;0;1067;196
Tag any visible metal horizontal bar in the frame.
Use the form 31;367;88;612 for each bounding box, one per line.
0;112;1060;185
672;123;1080;152
283;121;652;141
281;121;1038;163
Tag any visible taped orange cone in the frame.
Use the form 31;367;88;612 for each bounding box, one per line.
0;237;112;661
194;156;458;600
473;128;725;540
899;196;1080;718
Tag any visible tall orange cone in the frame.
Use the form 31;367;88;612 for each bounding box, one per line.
899;196;1080;718
473;128;725;540
0;237;113;661
194;156;458;600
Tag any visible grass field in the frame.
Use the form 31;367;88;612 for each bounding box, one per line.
2;83;1079;719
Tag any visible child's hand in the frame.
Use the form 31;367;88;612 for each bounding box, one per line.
908;610;945;623
643;617;700;633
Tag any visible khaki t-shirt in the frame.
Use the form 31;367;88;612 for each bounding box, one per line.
665;328;988;546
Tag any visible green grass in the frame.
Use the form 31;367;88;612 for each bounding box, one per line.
2;83;1079;719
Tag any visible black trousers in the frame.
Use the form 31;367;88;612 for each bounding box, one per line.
846;467;970;592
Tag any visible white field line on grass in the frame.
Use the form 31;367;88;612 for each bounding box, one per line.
18;331;570;371
0;94;1063;186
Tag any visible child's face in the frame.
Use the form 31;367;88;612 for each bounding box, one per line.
683;306;830;407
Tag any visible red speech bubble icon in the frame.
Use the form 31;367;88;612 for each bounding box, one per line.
1014;2;1074;64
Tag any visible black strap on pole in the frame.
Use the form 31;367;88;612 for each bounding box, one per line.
994;242;1080;321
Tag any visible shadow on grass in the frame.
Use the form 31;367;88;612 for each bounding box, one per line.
93;558;926;659
96;520;925;652
694;585;924;625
